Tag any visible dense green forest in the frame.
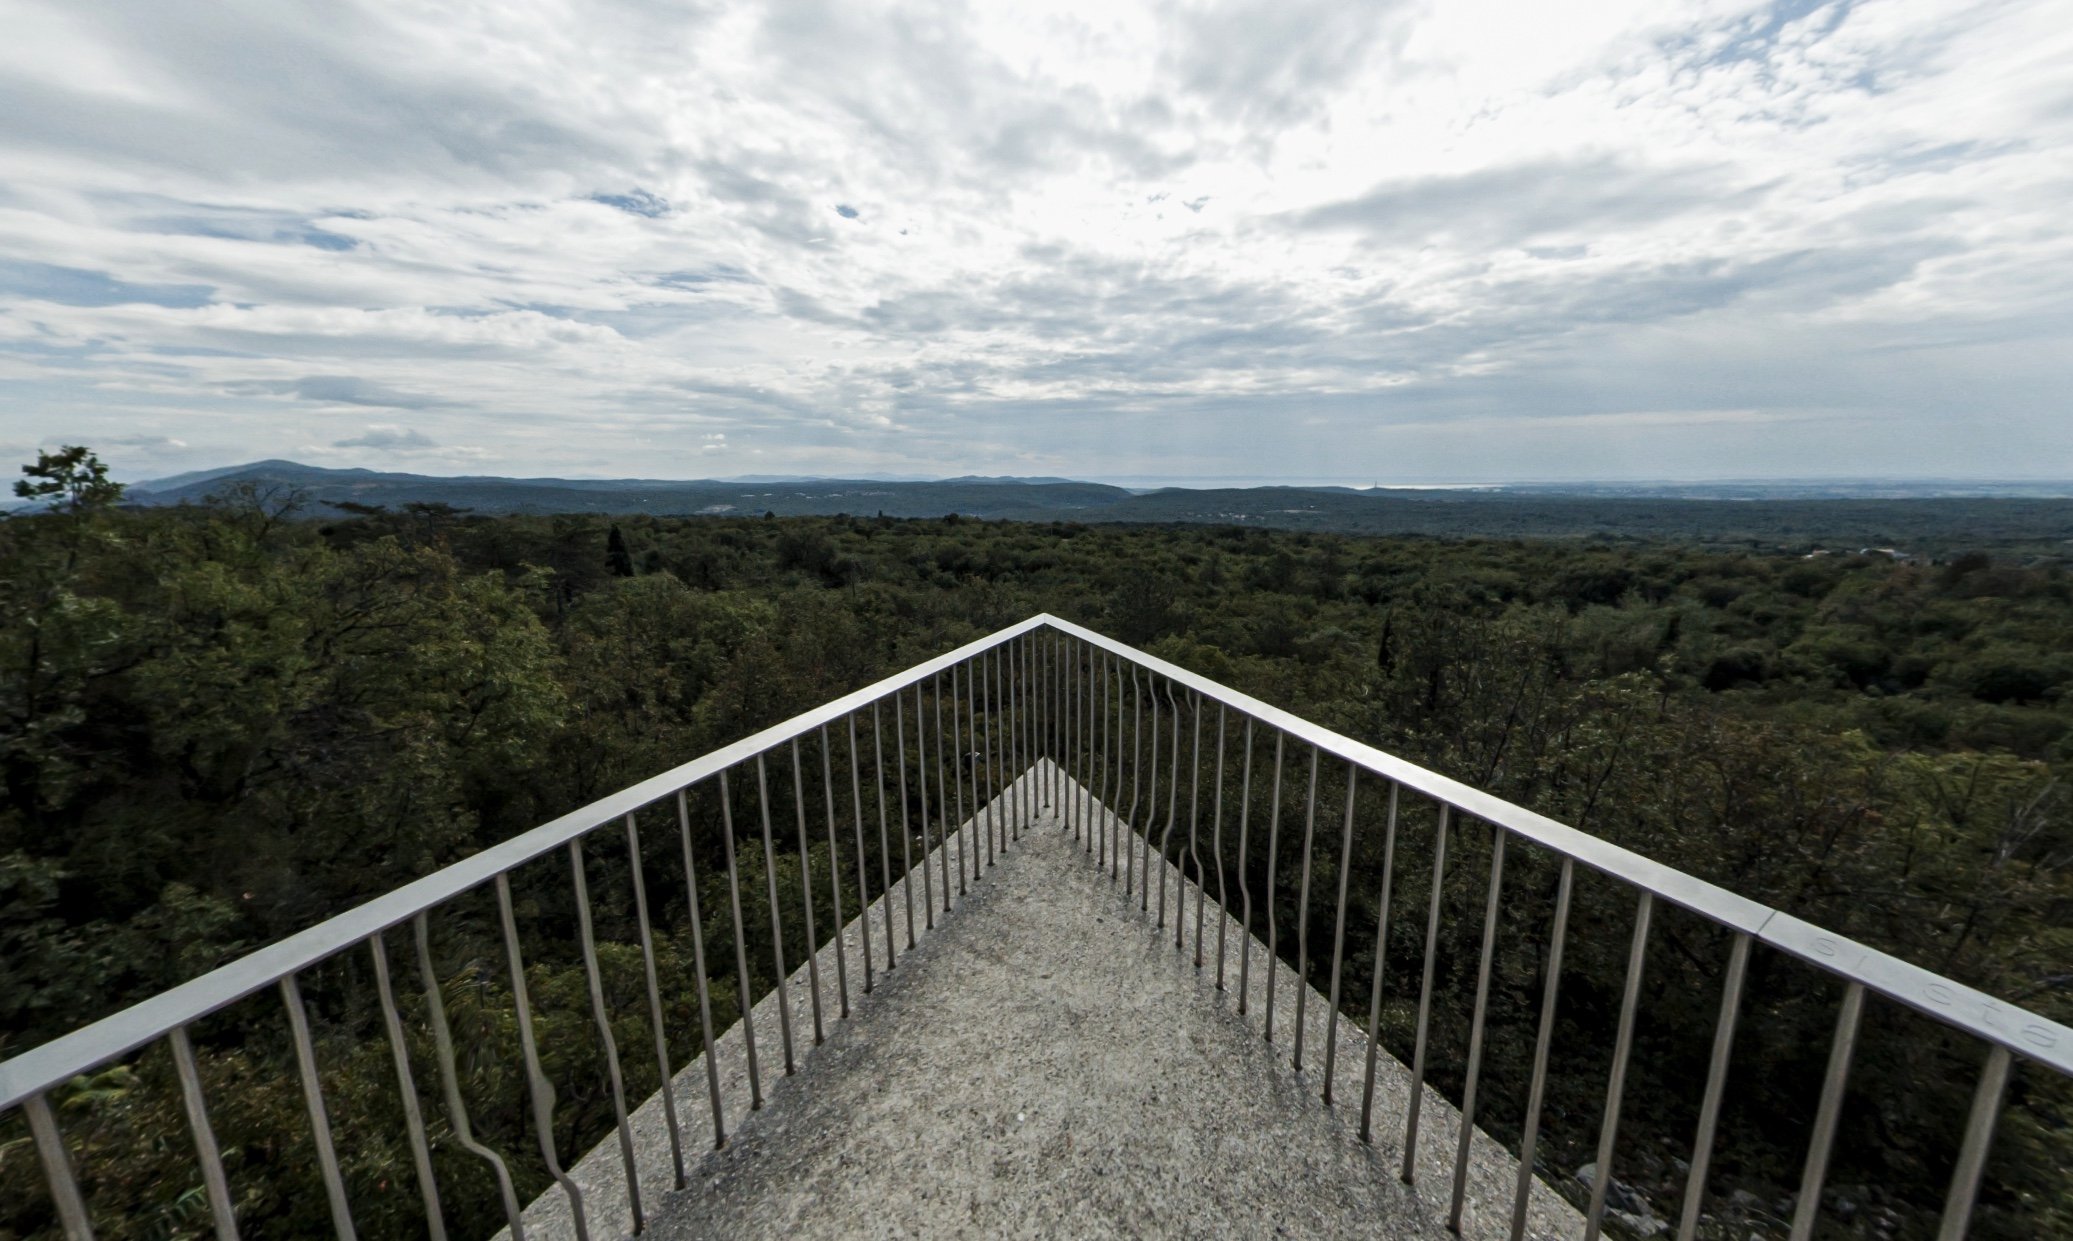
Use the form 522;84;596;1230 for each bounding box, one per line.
2;449;2068;1239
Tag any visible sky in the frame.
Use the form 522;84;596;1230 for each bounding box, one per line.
0;0;2069;485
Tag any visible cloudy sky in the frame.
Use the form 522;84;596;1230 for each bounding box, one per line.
1;0;2069;484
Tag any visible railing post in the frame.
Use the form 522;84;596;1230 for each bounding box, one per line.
1937;1045;2013;1241
414;914;526;1228
1450;825;1510;1230
820;727;853;1017
1510;855;1575;1241
1357;781;1401;1144
170;1022;245;1240
871;704;897;972
717;770;767;1107
786;740;825;1043
623;813;688;1189
24;1093;94;1241
496;875;588;1239
676;788;730;1148
755;754;799;1071
1790;981;1866;1241
1211;704;1230;988
1322;763;1359;1103
568;838;642;1232
1402;802;1451;1184
1584;891;1653;1241
1263;730;1286;1043
1677;931;1754;1241
281;973;358;1240
910;688;935;935
1236;717;1257;1016
1290;745;1320;1071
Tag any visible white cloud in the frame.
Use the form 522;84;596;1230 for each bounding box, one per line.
0;0;2067;482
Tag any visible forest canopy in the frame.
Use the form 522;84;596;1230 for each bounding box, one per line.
2;449;2067;1239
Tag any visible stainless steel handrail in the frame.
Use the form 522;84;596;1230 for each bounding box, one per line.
0;615;1049;1114
1043;615;2073;1075
1040;617;2070;1241
4;614;2065;1241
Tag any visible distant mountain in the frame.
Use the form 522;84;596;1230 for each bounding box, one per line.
95;460;2073;555
121;460;1134;519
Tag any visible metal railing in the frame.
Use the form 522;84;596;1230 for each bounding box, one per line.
0;618;1052;1240
1037;616;2072;1241
2;615;2067;1241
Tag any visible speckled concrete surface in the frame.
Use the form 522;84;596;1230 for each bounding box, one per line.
517;763;1582;1241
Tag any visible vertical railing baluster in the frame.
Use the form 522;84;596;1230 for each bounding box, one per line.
1085;645;1097;851
718;771;766;1107
624;813;687;1188
1159;685;1184;930
1059;635;1069;822
1292;745;1320;1072
1044;629;1061;816
170;1024;244;1241
1789;981;1866;1241
1127;666;1143;897
1449;824;1510;1231
1115;658;1128;880
788;741;826;1045
1510;855;1575;1240
1111;658;1127;882
1098;654;1112;869
367;934;443;1237
1211;704;1230;989
1090;647;1101;855
872;704;897;970
1323;764;1360;1104
949;666;969;895
281;973;357;1240
568;839;643;1232
1402;803;1451;1184
1011;635;1025;832
1358;781;1401;1144
1002;640;1015;834
994;646;1011;846
413;914;526;1232
755;755;798;1073
1236;717;1257;1016
980;651;998;867
1263;730;1286;1043
933;674;953;911
845;719;877;996
22;1093;93;1241
911;688;935;934
1585;890;1653;1241
1063;643;1076;843
968;658;987;872
819;728;852;1019
894;700;917;948
1937;1044;2012;1241
1676;931;1753;1241
1185;693;1203;957
675;789;729;1147
496;874;587;1240
978;647;995;854
1142;677;1160;913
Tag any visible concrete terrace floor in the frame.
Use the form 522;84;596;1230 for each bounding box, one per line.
512;764;1584;1241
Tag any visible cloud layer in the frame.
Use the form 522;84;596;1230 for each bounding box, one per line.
1;0;2068;482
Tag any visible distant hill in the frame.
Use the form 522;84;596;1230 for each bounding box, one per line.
101;460;2073;556
122;460;1133;519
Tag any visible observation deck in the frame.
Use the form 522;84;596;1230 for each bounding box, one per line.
520;770;1578;1240
2;616;2066;1241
